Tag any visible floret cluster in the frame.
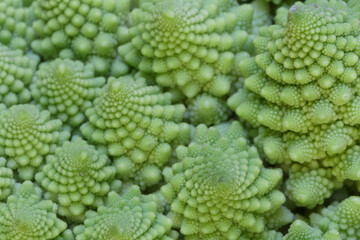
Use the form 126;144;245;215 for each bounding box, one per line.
0;0;360;239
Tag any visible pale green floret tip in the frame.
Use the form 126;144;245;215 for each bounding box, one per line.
32;59;105;128
80;74;188;189
118;0;254;98
0;104;69;180
161;121;285;239
0;181;67;240
188;94;229;126
73;185;177;240
0;44;38;107
31;0;131;76
35;138;120;221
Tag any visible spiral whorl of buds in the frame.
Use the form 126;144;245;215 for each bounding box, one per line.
35;138;120;220
81;74;188;189
118;0;250;98
32;59;105;127
0;104;69;180
161;122;285;239
73;185;177;240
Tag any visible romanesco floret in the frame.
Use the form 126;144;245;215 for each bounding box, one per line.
0;104;69;180
35;137;121;221
55;230;75;240
32;59;105;128
0;181;67;240
323;145;360;181
241;230;284;240
161;121;285;239
238;206;293;240
0;157;14;201
286;162;342;208
0;44;38;107
284;220;342;240
229;0;360;163
31;0;131;76
310;196;360;239
228;0;360;207
0;0;35;52
81;74;188;189
118;0;250;98
187;94;230;126
285;196;360;239
73;185;177;240
244;0;272;54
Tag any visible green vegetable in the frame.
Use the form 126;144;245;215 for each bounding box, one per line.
229;0;360;162
284;220;341;240
31;0;131;76
74;185;177;240
161;121;285;239
310;196;360;239
1;0;360;239
286;162;340;208
32;59;105;128
0;157;14;201
187;94;229;126
0;0;35;52
228;0;360;207
0;104;69;180
0;44;38;107
0;181;67;240
285;196;360;239
118;0;250;98
35;138;121;221
81;74;188;189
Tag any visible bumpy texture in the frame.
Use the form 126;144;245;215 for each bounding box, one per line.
118;0;250;98
73;185;177;240
187;94;229;126
0;104;69;180
81;74;188;189
56;230;75;240
284;220;341;240
35;138;120;220
161;121;285;239
0;181;67;240
31;0;131;76
239;0;294;5
228;0;360;207
323;145;360;181
229;0;360;164
0;157;14;201
243;230;284;240
286;162;341;208
265;206;294;230
310;196;360;239
245;0;271;54
0;0;35;52
32;59;105;127
0;44;38;107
